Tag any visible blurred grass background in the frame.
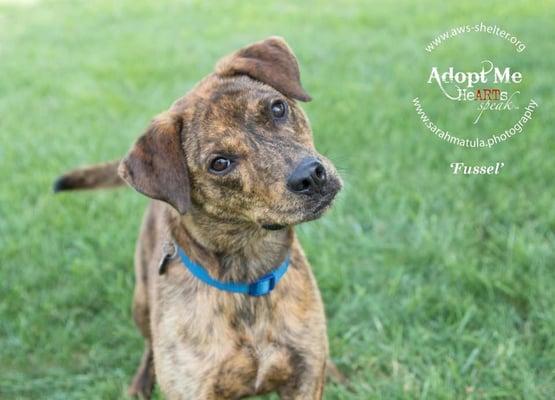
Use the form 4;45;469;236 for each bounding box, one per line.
1;0;554;398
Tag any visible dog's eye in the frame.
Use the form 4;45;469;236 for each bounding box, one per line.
209;157;233;173
270;100;287;119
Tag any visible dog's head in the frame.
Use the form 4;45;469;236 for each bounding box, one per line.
119;37;341;228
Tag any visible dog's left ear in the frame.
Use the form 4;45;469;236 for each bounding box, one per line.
215;36;311;102
118;111;191;214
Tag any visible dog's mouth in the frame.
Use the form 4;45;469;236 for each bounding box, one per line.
303;190;337;219
260;189;339;229
262;223;286;230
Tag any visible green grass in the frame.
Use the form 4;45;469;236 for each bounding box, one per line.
1;0;554;398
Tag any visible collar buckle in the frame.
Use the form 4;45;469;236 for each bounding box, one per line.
248;273;276;296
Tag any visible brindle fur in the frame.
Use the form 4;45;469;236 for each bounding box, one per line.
55;37;342;399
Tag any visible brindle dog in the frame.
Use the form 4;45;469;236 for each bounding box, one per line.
55;37;342;399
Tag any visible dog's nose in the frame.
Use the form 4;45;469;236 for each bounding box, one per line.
287;157;327;195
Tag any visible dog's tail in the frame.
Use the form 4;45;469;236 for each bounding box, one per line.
53;160;126;192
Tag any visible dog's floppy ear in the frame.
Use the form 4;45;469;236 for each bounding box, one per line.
118;111;191;214
215;36;311;102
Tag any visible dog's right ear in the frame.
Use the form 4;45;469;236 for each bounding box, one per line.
118;112;191;214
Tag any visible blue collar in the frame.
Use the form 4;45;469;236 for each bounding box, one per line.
176;245;290;297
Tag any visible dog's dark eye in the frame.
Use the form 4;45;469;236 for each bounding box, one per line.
209;157;233;173
270;100;287;119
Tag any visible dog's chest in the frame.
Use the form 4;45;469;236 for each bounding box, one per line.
210;332;294;397
153;284;296;398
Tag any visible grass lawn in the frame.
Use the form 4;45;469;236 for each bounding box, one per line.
1;0;554;398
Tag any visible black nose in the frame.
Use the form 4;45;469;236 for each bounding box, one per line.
287;157;327;195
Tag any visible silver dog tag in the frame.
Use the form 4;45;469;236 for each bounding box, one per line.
158;240;177;275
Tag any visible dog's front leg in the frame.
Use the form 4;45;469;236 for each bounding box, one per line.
278;360;326;400
128;341;156;399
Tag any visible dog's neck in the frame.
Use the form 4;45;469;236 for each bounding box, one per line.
168;206;293;282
